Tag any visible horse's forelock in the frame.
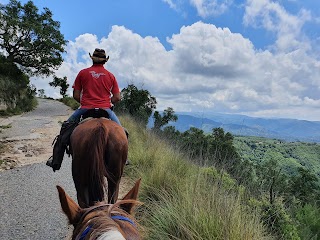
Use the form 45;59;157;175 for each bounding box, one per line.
75;208;118;240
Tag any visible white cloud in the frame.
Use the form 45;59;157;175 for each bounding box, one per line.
162;0;178;10
162;0;232;18
32;22;320;121
243;0;312;52
190;0;233;18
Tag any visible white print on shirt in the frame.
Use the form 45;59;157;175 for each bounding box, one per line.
89;71;106;79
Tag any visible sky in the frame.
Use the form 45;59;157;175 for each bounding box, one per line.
1;0;320;121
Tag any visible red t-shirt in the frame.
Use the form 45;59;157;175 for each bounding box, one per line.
72;64;120;109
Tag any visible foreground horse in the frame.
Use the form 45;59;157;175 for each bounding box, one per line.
57;179;142;240
70;118;128;207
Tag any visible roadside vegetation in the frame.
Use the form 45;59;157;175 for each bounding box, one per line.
0;0;66;116
0;124;12;131
122;115;273;239
58;97;80;110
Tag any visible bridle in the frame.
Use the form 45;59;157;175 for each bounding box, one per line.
75;203;136;240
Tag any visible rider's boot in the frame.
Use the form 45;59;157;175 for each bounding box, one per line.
46;121;78;172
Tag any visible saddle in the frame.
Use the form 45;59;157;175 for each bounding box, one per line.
66;109;111;154
80;108;110;122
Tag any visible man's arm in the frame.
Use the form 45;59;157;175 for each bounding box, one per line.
111;92;121;104
73;90;81;103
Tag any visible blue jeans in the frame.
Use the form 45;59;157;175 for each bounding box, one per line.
68;108;122;126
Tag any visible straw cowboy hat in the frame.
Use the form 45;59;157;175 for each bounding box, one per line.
89;48;110;62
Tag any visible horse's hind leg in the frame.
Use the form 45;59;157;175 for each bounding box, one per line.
107;178;121;204
75;183;90;208
106;151;126;203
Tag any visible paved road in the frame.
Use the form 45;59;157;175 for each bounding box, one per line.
0;99;76;240
1;98;70;140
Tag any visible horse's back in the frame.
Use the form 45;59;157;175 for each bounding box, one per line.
71;118;127;147
70;118;128;206
70;118;128;165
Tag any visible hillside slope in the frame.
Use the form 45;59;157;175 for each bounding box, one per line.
122;115;274;240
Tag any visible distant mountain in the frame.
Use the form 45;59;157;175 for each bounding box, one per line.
165;112;320;143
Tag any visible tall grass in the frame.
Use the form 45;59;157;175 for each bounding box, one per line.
121;115;274;240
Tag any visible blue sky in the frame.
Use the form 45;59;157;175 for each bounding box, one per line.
1;0;320;121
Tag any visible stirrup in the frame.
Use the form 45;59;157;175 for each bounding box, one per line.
46;156;61;172
51;135;59;146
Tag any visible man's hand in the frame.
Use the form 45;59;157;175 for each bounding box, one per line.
111;92;121;104
73;90;81;103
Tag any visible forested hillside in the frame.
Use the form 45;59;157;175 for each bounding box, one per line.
234;136;320;178
157;125;320;239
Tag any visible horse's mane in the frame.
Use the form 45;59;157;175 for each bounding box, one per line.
86;121;108;204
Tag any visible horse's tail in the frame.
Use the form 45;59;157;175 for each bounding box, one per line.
87;122;108;204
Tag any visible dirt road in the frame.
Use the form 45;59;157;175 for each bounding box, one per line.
0;98;72;170
0;98;75;239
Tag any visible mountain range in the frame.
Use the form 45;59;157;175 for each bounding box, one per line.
164;112;320;143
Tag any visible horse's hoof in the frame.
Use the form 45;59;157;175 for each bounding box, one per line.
125;159;130;165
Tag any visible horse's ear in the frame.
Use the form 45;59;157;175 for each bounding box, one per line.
120;178;141;213
56;185;81;225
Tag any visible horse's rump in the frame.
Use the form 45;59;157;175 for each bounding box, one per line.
70;118;128;206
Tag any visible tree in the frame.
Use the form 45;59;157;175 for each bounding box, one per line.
0;55;36;112
37;89;45;98
180;127;209;160
212;127;233;142
115;84;157;126
49;76;69;98
290;167;320;204
152;107;178;132
208;127;241;172
0;0;66;76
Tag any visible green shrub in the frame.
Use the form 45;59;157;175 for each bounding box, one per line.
59;97;79;110
256;200;300;240
0;55;37;115
295;204;320;239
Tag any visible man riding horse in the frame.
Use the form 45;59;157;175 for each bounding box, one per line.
46;48;124;172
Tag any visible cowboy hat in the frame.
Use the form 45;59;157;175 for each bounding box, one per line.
89;48;110;63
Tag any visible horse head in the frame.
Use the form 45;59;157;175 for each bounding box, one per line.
57;179;142;240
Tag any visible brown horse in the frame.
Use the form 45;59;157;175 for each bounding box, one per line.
70;118;128;207
57;179;142;240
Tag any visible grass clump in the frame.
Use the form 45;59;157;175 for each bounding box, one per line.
0;124;12;129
